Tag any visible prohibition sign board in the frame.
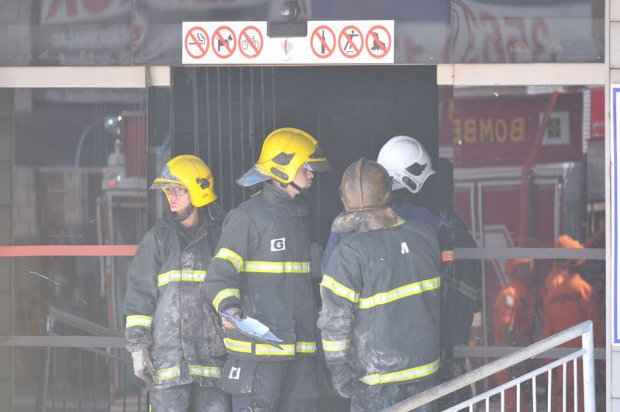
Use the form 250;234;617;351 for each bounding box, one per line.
212;25;237;58
311;25;336;59
239;25;263;59
184;26;209;59
365;24;392;59
338;25;363;58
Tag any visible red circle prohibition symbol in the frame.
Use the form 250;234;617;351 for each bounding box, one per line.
184;27;209;59
365;25;392;58
212;25;237;58
311;25;336;59
239;25;264;59
338;25;363;59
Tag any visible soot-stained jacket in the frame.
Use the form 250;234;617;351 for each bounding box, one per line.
124;207;226;388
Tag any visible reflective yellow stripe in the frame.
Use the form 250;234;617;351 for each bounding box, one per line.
321;275;360;303
322;339;350;353
360;359;440;385
157;270;207;287
295;341;318;354
242;261;310;274
255;343;296;356
126;315;152;328
224;338;253;353
189;365;222;378
358;277;441;310
212;288;240;311
156;366;181;382
215;248;244;272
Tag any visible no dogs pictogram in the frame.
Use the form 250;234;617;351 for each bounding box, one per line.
212;25;237;58
365;25;392;58
338;25;363;58
311;25;336;58
239;26;263;59
184;26;209;59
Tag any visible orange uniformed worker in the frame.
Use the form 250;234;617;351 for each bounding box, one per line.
543;235;597;412
493;258;538;411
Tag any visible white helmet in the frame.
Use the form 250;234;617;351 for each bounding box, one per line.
377;135;435;194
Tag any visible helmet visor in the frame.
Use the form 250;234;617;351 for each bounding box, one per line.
237;166;271;187
305;145;330;173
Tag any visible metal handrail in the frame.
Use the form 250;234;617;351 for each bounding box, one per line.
382;320;596;412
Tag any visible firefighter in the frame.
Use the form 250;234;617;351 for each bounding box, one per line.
492;258;538;412
318;158;441;412
543;235;596;412
376;136;481;363
205;128;330;412
124;155;230;412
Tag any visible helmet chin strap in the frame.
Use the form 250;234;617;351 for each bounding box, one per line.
172;204;195;222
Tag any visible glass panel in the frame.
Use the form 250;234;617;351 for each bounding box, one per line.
4;87;149;409
0;0;604;65
440;84;605;405
12;88;148;244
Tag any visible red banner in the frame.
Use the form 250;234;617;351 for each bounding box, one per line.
440;93;583;168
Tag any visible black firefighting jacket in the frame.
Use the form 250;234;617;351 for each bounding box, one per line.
124;207;226;388
318;218;441;395
205;183;319;361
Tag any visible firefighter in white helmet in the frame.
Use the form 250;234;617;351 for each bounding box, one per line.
125;154;230;412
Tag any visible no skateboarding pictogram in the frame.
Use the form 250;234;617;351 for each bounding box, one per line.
311;25;336;59
239;26;263;59
184;26;209;59
212;25;237;58
366;25;392;58
338;25;363;58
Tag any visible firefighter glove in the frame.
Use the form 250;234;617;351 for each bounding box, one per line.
131;348;155;385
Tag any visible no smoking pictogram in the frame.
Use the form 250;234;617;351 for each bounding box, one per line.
338;25;363;59
212;25;237;58
184;26;209;59
366;25;392;58
311;25;336;59
239;25;263;59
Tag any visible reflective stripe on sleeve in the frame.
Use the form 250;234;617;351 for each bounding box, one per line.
358;277;441;310
189;365;222;378
126;315;152;328
295;341;318;354
212;288;241;312
242;261;310;274
322;339;350;353
360;358;440;386
320;275;360;303
215;248;244;272
156;365;181;382
157;270;207;287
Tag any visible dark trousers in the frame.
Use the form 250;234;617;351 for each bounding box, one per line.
231;358;319;412
350;377;436;412
150;383;231;412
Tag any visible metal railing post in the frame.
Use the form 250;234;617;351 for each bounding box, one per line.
582;324;596;412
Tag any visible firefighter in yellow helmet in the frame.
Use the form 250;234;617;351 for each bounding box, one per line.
205;128;329;412
125;154;230;412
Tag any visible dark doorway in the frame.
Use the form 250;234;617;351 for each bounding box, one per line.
172;66;438;245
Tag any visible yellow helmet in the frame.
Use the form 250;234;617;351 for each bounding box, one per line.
237;128;330;187
151;154;217;207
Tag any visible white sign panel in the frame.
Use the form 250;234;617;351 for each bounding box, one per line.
613;84;620;346
182;20;394;65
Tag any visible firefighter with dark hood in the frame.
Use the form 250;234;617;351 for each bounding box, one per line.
124;155;230;412
205;128;330;412
318;158;442;412
322;136;481;400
